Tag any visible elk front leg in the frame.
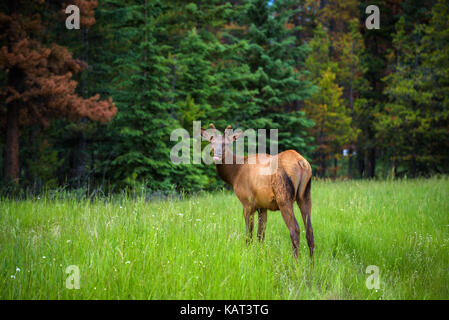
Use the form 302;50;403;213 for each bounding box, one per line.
257;209;267;241
243;206;255;243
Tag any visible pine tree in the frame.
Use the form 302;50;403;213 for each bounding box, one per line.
377;1;449;177
102;0;177;191
302;23;357;177
235;0;315;156
421;0;449;173
0;0;116;183
356;0;402;178
339;19;368;177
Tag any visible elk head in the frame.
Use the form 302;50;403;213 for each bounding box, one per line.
200;123;243;163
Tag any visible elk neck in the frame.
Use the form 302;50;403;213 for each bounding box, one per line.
215;148;245;187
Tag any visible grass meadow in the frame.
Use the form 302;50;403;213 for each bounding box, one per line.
1;178;448;299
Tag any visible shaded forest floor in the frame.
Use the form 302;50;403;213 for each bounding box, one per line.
1;178;448;299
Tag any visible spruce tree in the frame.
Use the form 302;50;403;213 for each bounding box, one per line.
377;1;449;176
236;0;315;156
105;0;177;190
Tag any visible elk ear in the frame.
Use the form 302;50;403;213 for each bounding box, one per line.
201;128;213;141
226;128;243;143
231;130;244;141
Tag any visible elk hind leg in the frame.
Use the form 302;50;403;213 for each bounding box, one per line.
297;179;315;262
279;203;300;258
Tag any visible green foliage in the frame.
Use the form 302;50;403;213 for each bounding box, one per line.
24;138;62;189
2;0;449;191
377;2;449;176
303;23;358;176
88;0;316;192
98;0;178;191
234;0;315;155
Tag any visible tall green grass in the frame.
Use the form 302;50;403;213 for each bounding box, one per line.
1;178;448;299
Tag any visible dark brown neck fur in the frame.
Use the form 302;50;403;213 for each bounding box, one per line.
215;149;246;187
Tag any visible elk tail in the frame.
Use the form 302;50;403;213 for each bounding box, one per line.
297;159;312;202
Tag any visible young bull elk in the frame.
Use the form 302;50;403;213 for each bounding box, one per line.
201;124;315;261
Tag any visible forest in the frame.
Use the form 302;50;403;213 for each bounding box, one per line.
1;0;449;194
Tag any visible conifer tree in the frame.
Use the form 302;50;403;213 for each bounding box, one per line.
103;0;177;190
235;0;315;156
0;0;116;183
421;0;449;173
377;1;449;176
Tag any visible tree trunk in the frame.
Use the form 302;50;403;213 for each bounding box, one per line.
348;147;353;178
74;27;89;188
320;153;327;178
367;147;376;178
391;158;396;179
4;103;19;182
197;0;202;31
75;124;87;188
4;0;19;182
410;151;417;178
333;156;338;179
348;40;354;178
357;148;365;178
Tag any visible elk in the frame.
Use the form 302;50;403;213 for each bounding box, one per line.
201;123;315;261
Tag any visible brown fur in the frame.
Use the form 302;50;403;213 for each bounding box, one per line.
202;124;315;260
